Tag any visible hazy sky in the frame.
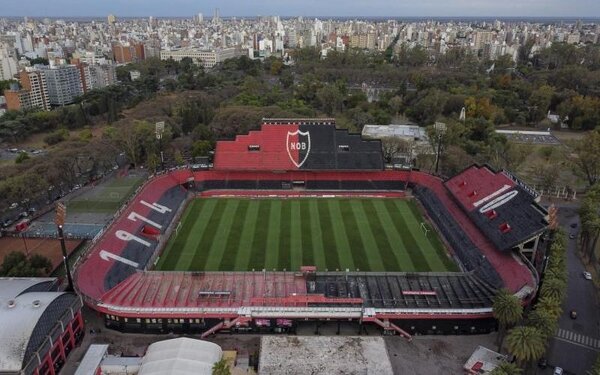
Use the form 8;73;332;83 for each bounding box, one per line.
1;0;599;18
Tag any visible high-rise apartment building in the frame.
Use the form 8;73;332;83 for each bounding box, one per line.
38;64;83;106
0;46;18;80
4;68;50;111
112;42;146;63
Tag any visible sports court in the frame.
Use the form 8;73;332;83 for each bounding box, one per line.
156;198;457;272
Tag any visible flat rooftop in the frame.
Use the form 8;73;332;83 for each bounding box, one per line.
259;336;394;375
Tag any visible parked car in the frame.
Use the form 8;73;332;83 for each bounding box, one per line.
554;366;563;375
1;219;14;228
583;271;592;280
570;310;578;319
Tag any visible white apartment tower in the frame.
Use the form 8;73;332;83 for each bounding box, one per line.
38;64;84;106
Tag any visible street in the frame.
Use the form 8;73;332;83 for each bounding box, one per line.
545;204;599;375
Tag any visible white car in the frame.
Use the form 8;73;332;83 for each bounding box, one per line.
583;271;592;280
554;367;563;375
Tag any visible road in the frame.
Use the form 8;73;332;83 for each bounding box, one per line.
545;204;599;375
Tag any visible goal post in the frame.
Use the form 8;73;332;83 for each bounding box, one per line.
174;221;183;237
420;222;430;237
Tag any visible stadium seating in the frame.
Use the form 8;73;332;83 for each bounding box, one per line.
311;272;496;309
214;124;384;171
445;165;548;251
413;185;503;289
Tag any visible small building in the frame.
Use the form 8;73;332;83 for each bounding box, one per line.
0;277;84;375
362;124;433;167
463;345;508;374
75;339;240;375
138;338;222;375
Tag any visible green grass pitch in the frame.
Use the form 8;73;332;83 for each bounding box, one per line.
155;198;457;272
68;176;144;213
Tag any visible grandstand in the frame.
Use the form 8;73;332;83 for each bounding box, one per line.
74;119;548;338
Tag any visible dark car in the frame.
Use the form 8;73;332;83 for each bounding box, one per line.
538;358;548;369
570;223;578;228
570;310;577;319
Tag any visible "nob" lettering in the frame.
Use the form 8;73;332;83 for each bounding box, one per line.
289;142;307;150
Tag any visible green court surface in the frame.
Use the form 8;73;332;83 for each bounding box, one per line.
155;198;457;273
68;176;144;213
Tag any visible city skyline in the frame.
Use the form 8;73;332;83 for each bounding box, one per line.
1;0;600;18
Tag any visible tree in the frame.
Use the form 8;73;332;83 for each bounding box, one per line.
528;85;555;123
527;308;558;340
570;130;600;187
539;277;566;302
316;84;344;116
380;137;413;163
0;252;53;277
535;296;563;320
506;326;546;367
590;353;600;375
212;359;231;375
579;184;600;258
192;140;214;158
388;96;403;117
493;289;523;350
489;361;522;375
15;151;30;164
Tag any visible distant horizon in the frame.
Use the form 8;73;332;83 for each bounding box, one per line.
2;15;600;21
1;0;599;19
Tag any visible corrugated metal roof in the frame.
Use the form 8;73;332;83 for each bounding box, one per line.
0;291;65;372
75;344;109;375
0;277;56;300
362;124;428;140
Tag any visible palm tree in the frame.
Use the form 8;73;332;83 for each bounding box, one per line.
527;308;558;340
590;352;600;375
539;277;567;302
493;289;524;350
536;296;563;320
212;359;231;375
506;326;546;368
490;361;522;375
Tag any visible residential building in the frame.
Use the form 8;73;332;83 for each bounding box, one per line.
0;45;18;81
112;42;145;64
5;68;50;111
38;64;83;106
160;47;241;69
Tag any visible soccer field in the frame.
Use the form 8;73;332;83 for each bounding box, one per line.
155;198;457;272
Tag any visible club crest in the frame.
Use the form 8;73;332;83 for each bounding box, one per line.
286;130;311;168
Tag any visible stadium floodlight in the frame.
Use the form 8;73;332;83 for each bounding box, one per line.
155;121;165;140
156;122;165;170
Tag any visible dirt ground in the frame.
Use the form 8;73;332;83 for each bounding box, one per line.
0;237;82;271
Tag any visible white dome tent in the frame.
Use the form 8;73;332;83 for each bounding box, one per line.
138;337;223;375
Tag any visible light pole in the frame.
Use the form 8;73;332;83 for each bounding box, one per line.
433;122;447;175
156;121;165;171
55;202;73;291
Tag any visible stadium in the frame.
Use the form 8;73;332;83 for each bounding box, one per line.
74;118;549;339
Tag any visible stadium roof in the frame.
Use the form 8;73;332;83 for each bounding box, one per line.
445;165;548;251
0;278;74;373
138;338;222;375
